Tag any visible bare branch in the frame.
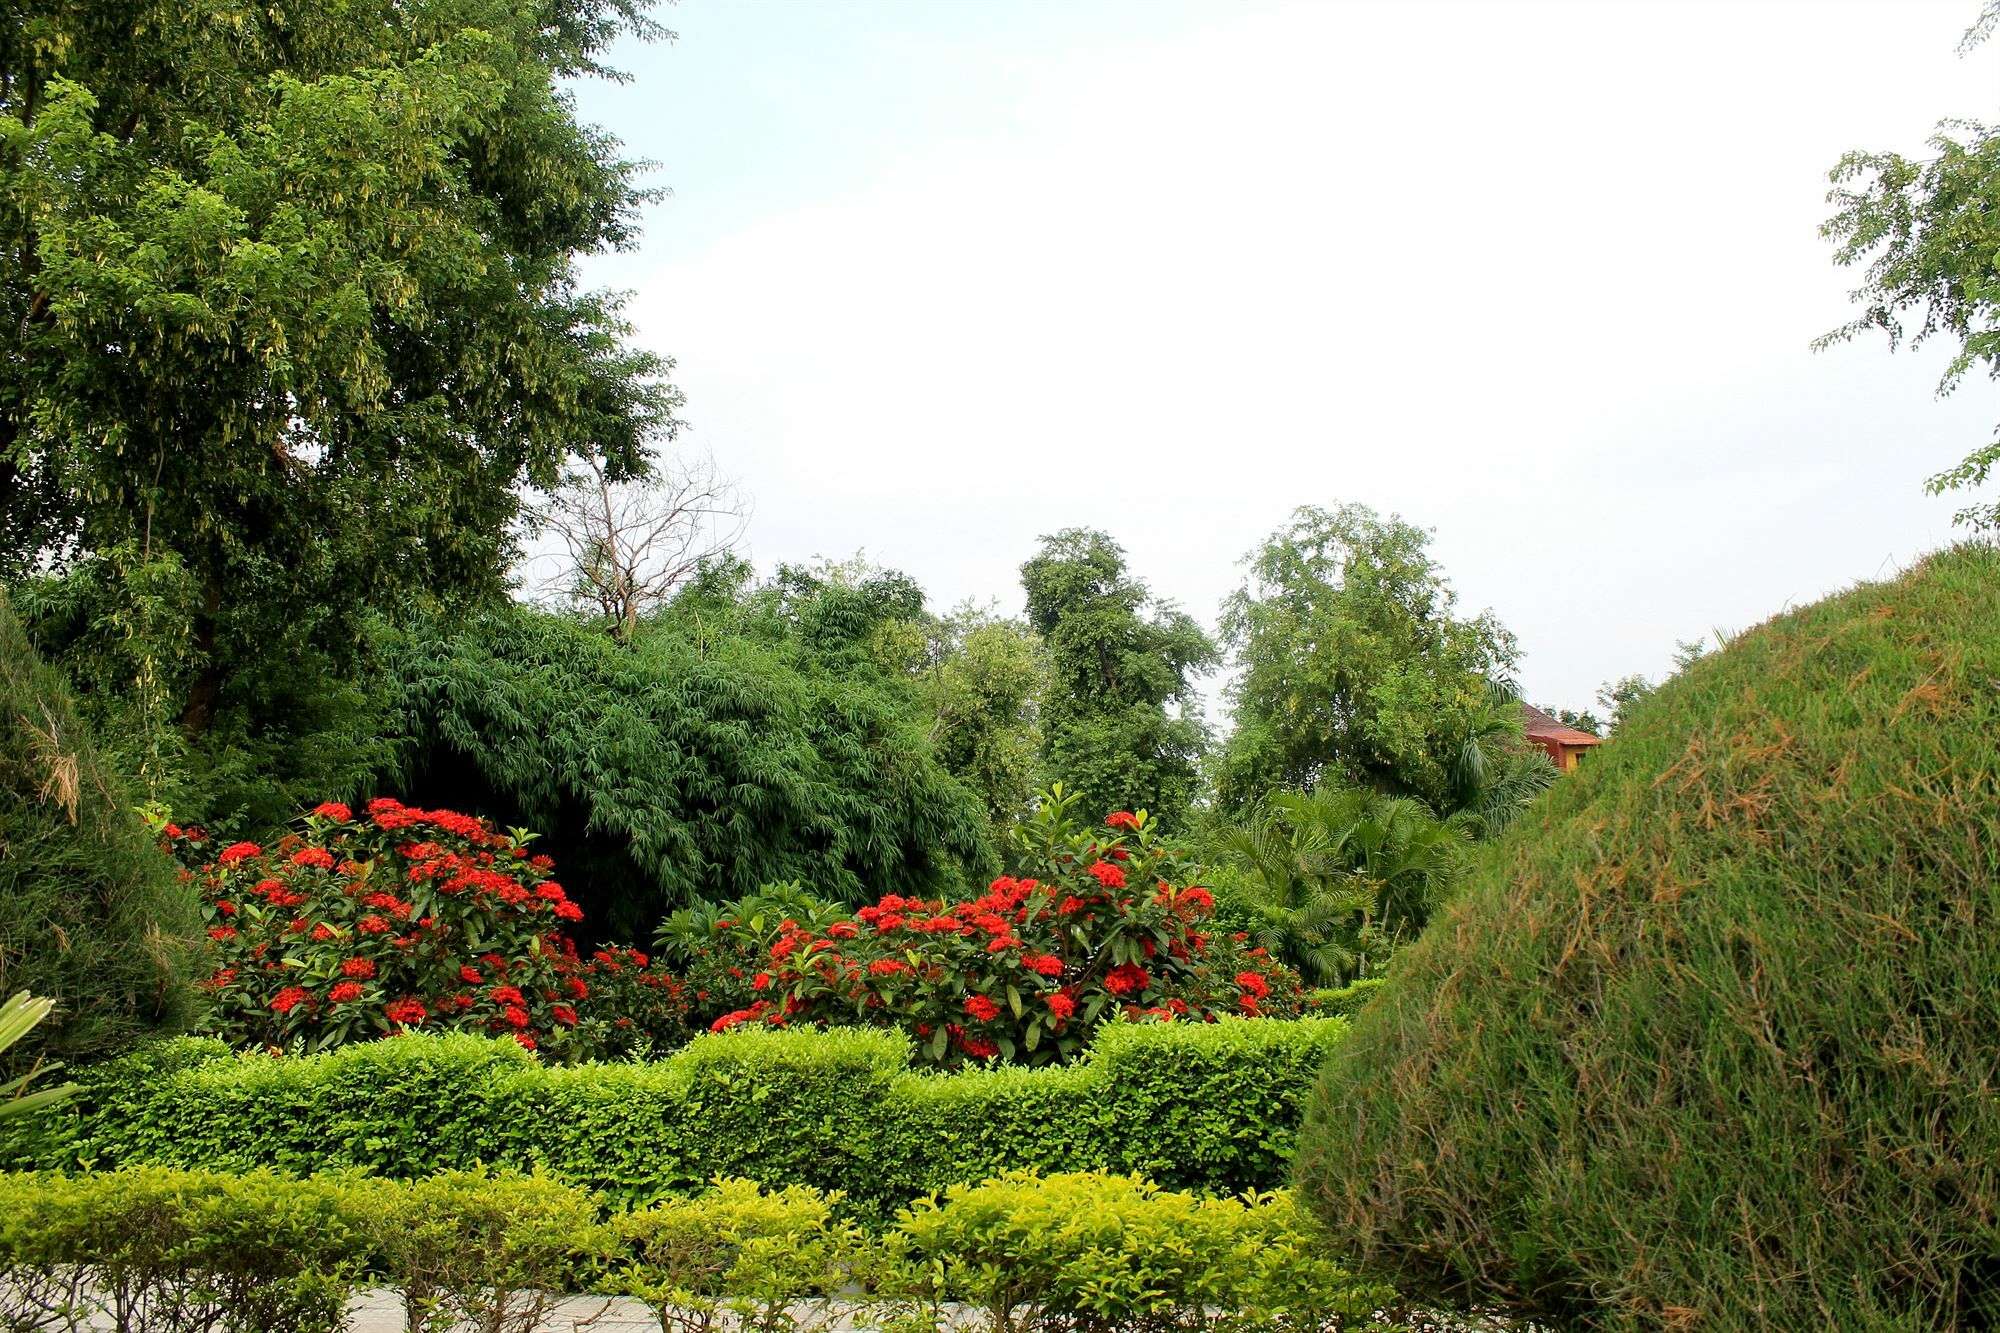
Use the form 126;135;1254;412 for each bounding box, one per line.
529;449;749;641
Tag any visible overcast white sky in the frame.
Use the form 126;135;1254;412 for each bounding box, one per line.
566;0;1999;717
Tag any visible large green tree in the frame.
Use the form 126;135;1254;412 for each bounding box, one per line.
1019;529;1216;829
1218;504;1517;815
0;0;678;782
904;604;1048;848
1819;1;2000;530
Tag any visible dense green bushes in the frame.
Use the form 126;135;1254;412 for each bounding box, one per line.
0;1167;1404;1333
379;597;994;937
1295;543;2000;1330
7;1017;1346;1214
0;590;200;1066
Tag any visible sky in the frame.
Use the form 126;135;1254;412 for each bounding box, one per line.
563;0;2000;718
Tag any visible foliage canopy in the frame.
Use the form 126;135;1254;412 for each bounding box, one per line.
1020;529;1216;829
1820;5;2000;529
379;581;994;938
1218;504;1518;815
0;0;678;764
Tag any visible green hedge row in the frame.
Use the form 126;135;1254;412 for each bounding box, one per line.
1304;979;1386;1019
0;1167;1404;1333
6;1017;1347;1215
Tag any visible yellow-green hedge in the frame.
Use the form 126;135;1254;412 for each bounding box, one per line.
0;1167;1407;1333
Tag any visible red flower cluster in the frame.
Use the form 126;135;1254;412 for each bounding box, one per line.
698;795;1305;1068
185;799;607;1057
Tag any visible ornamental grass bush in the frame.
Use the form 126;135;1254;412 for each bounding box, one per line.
8;1017;1349;1214
1294;542;2000;1330
0;590;200;1066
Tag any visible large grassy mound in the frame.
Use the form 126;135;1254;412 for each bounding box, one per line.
0;590;200;1066
1295;543;2000;1331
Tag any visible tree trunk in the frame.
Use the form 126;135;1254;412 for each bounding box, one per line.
179;567;223;738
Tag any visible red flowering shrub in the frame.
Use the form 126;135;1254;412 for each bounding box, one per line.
575;946;693;1057
183;798;603;1056
712;790;1302;1066
653;884;854;1030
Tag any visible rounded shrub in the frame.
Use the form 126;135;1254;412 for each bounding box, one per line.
1294;543;2000;1331
0;590;200;1065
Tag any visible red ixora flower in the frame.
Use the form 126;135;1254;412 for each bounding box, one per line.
290;847;337;870
1047;992;1077;1020
867;958;910;976
340;958;376;979
1022;953;1064;978
1103;962;1151;996
269;986;309;1015
312;802;352;822
489;985;526;1006
217;842;262;865
328;981;364;1003
384;998;428;1026
1105;811;1139;830
1235;970;1272;998
963;993;1001;1022
1089;860;1127;889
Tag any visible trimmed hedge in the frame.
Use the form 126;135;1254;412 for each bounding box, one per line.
7;1017;1347;1215
0;1167;1405;1333
1304;979;1385;1020
1295;542;2000;1330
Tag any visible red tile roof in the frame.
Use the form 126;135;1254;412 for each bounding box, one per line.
1520;703;1604;747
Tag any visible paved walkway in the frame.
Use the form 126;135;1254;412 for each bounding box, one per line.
342;1292;1520;1332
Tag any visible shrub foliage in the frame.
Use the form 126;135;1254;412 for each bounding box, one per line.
0;590;199;1065
10;1018;1348;1215
0;1167;1405;1333
1294;543;2000;1330
180;799;632;1057
713;796;1304;1066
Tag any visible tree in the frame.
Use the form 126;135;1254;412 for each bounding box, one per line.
1019;530;1217;829
0;0;680;754
380;587;995;938
1547;706;1603;736
1216;786;1473;986
1218;505;1518;815
1819;2;2000;530
531;450;747;643
1449;679;1558;837
1594;638;1707;732
916;605;1048;847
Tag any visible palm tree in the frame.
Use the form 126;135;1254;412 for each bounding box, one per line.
1450;678;1558;836
1219;787;1474;984
1217;806;1373;986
